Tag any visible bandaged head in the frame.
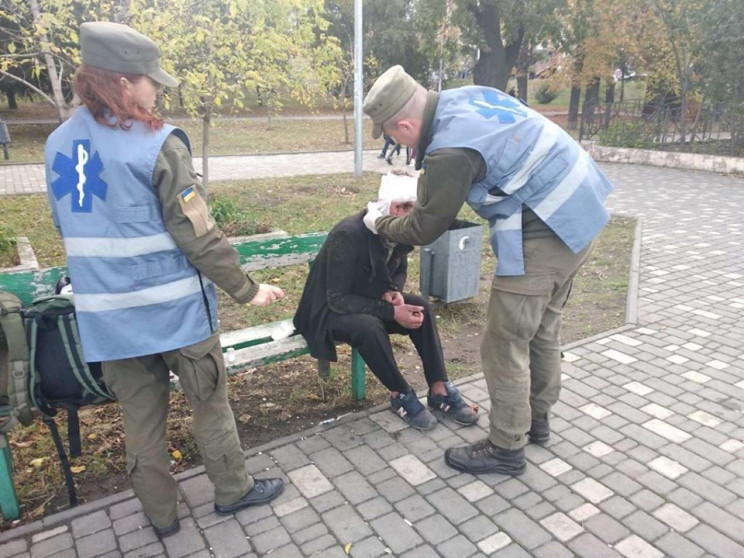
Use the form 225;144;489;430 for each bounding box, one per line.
377;171;418;216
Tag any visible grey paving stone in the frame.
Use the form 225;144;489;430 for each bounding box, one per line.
262;543;302;558
692;502;744;544
30;534;73;558
279;505;320;534
334;470;378;505
243;516;280;537
437;534;478;558
347;536;387;558
357;497;394;521
495;478;530;500
511;491;542;511
621;510;669;542
370;512;424;554
292;522;328;546
109;499;143;521
343;445;388;476
584;513;630;544
494;508;552;550
400;545;439;558
677;472;737;506
323;425;364;452
426;487;479;526
161;518;206;558
234;500;274;526
414;513;458;546
599;496;637;520
269;444;311;471
118;526;159;553
203;519;251;558
378;441;411;461
309;490;346;513
567;533;624;558
310;447;354;478
322;504;373;544
600;471;643;497
300;533;336;557
654;532;705;558
687;524;744;557
76;529;117;558
71;511;111;539
122;541;164;558
113;512;149;536
532;541;574;558
458;515;498;541
296;433;331;455
394;494;436;523
0;540;28;557
251;525;291;555
377;476;416;503
525;500;556;521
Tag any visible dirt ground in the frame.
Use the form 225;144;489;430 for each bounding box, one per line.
2;216;634;529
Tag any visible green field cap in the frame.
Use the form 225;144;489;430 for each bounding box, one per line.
363;65;418;139
80;21;178;88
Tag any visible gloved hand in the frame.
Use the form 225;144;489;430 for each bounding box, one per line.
363;200;388;234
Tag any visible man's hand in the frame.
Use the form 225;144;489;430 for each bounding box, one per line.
363;200;388;234
393;303;425;329
249;283;285;306
382;291;405;306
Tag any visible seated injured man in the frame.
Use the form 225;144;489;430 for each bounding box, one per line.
293;171;479;430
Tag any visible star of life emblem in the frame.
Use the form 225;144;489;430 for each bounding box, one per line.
51;139;107;212
469;90;527;123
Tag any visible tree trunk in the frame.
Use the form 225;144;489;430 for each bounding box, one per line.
515;41;531;102
582;77;600;130
6;90;17;110
604;81;615;128
471;0;524;91
29;0;68;121
202;109;210;192
567;56;584;130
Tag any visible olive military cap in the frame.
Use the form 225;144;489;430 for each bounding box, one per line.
363;65;418;139
80;21;178;88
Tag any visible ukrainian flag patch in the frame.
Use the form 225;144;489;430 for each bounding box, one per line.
180;186;196;203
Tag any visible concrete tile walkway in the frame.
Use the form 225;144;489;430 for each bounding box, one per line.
2;155;744;557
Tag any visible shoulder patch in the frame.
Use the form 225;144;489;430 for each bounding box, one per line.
180;186;196;203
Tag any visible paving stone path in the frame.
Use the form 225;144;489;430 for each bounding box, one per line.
1;157;744;557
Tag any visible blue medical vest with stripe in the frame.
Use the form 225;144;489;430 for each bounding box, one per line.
427;87;613;275
44;107;217;362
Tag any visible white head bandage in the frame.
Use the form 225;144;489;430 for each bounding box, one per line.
377;171;417;215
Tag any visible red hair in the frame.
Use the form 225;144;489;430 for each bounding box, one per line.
73;64;164;131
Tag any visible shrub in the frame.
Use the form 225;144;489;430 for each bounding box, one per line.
598;119;655;149
208;195;271;236
534;83;559;104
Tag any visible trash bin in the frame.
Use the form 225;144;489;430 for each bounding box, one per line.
420;220;483;303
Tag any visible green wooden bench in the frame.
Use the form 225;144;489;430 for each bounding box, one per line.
0;231;367;521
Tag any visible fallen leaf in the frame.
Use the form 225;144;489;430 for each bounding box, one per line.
87;433;98;441
171;450;183;461
344;543;352;555
30;457;47;468
70;466;86;474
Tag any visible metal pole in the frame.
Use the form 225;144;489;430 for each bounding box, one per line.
353;0;363;177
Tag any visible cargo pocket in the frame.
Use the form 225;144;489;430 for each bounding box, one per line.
175;335;223;402
203;431;247;494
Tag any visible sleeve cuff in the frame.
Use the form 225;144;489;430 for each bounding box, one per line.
232;274;259;304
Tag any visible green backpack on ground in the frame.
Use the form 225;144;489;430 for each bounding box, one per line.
0;290;115;507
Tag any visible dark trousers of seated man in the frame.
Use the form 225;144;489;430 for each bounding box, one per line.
328;293;447;393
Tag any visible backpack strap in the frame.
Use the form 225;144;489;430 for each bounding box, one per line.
0;293;34;431
42;416;78;507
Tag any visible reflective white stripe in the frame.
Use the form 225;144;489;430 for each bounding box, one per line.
64;232;178;258
501;121;562;195
75;275;205;313
534;153;589;220
496;211;522;232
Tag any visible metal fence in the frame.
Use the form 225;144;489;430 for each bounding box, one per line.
579;98;743;158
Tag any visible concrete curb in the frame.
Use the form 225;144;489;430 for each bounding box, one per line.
585;144;744;175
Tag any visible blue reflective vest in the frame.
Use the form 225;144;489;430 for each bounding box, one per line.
44;107;218;362
427;87;613;275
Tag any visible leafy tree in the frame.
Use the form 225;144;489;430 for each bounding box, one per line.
0;0;125;120
132;0;341;188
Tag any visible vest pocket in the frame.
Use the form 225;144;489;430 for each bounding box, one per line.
132;255;190;280
117;204;160;223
